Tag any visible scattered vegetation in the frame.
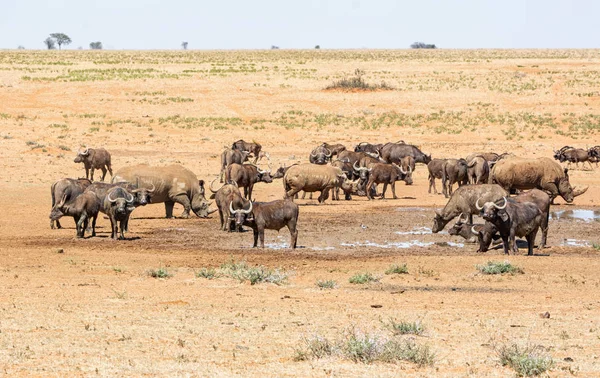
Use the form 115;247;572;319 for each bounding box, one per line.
295;326;434;366
147;267;172;278
326;69;393;91
349;272;379;284
385;264;409;275
217;259;287;285
384;318;425;336
316;279;337;289
497;343;553;376
411;42;437;49
477;261;524;275
196;267;218;280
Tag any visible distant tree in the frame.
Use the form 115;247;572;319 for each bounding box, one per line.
410;42;437;49
315;45;320;49
181;41;188;50
43;37;56;50
17;45;25;50
271;45;280;50
89;41;103;50
50;33;72;50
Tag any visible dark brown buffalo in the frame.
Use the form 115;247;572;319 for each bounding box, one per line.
331;159;353;200
232;139;262;163
85;181;154;232
477;197;543;255
442;158;468;198
467;156;489;184
477;189;551;252
588;146;600;167
427;159;446;194
211;180;246;231
432;184;509;233
337;150;372;169
73;147;113;181
309;145;332;165
364;163;411;200
322;143;346;156
49;192;100;238
225;163;273;200
380;143;431;165
102;187;135;240
230;199;299;249
220;148;250;182
50;177;92;229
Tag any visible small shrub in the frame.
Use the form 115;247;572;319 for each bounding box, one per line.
477;261;524;275
294;334;335;361
497;343;553;376
219;259;287;285
316;279;337;289
340;328;382;363
58;145;71;151
592;242;600;251
326;69;393;91
196;267;218;280
384;318;424;335
349;272;379;284
385;264;408;275
380;338;435;367
147;267;171;278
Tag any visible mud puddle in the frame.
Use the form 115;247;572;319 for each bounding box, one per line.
550;209;600;222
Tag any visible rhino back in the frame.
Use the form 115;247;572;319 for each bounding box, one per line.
113;164;199;203
285;164;338;191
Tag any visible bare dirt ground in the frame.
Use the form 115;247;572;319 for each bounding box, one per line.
1;49;600;376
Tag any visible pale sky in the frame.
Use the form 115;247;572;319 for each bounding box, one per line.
1;0;598;50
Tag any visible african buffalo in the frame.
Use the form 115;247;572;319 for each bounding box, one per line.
74;147;113;181
467;156;489;184
50;177;92;229
283;164;358;203
231;199;299;249
309;145;332;165
427;159;446;194
232;139;262;163
226;163;273;200
364;163;411;200
211;180;246;232
49;192;100;238
477;196;543;255
442;158;468;198
103;187;135;240
220;148;250;182
380;143;431;165
432;184;509;233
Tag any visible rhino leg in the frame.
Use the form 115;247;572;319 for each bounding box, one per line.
165;201;175;218
172;194;192;218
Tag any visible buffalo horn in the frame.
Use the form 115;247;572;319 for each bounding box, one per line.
81;147;89;155
475;198;484;210
241;201;253;214
108;189;118;203
229;201;238;215
471;226;479;235
209;178;220;193
325;148;332;157
125;191;134;203
147;183;155;193
494;197;508;210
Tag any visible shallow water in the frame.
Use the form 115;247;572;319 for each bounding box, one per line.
551;209;600;222
561;239;590;247
395;226;432;235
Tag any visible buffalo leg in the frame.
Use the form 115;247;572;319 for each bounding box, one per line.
101;167;108;181
91;213;98;237
301;192;306;200
218;209;225;230
55;219;62;229
540;211;549;248
288;224;298;249
252;227;259;248
501;235;510;255
119;220;125;240
380;183;388;199
259;226;265;248
172;195;192;218
509;229;518;254
247;185;253;201
76;214;86;238
526;230;538;256
164;201;175;218
366;179;375;200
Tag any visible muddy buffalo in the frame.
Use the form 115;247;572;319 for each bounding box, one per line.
50;178;92;229
232;139;262;163
283;164;358;203
49;192;100;238
226;163;273;200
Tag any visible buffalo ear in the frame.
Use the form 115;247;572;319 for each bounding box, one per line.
199;180;205;187
499;211;509;222
563;168;569;176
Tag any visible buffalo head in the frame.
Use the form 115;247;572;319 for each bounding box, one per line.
476;196;508;223
230;200;253;231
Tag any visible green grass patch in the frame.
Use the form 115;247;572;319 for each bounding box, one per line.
384;318;424;336
219;259;287;285
385;263;408;275
349;272;379;284
477;261;524;275
316;279;337;289
497;343;553;376
147;267;172;278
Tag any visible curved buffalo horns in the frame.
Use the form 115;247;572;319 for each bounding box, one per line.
209;178;220;193
395;163;407;175
325;148;332;157
475;198;484;210
125;191;134;203
494;197;508;210
81;147;90;155
147;183;155;193
229;201;236;214
241;201;253;214
310;149;318;157
458;213;468;222
353;161;367;171
471;226;479;235
132;183;155;193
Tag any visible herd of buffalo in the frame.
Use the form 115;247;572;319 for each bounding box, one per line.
48;139;592;254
